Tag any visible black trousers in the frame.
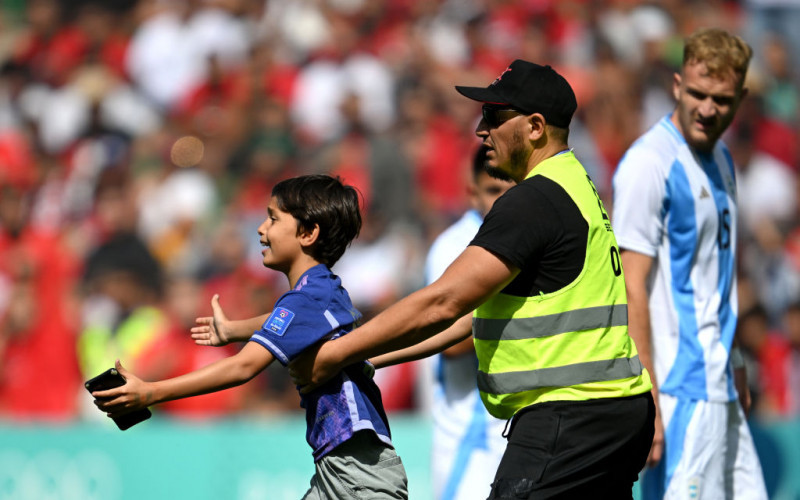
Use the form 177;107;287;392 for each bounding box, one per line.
488;392;655;500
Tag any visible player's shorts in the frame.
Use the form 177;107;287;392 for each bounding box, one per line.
304;430;408;499
430;396;508;500
640;393;768;500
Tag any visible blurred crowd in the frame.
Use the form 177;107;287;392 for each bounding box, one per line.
0;0;799;424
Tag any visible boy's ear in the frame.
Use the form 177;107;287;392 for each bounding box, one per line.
298;223;320;248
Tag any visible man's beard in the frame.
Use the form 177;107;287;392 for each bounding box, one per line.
484;130;528;182
484;165;514;182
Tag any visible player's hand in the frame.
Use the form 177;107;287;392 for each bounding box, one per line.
92;360;154;417
191;294;231;346
288;342;342;394
734;366;752;417
647;402;665;467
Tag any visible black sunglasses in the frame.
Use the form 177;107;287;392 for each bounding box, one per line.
481;106;526;128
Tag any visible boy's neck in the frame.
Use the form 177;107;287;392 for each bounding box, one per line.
286;257;325;289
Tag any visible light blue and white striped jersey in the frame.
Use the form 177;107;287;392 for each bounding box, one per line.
612;114;739;403
424;209;507;500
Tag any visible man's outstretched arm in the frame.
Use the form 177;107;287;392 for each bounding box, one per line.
370;315;474;369
289;245;518;391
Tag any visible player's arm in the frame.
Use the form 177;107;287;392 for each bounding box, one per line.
370;315;473;369
620;248;663;467
191;294;271;345
730;335;751;416
290;245;518;391
92;342;273;417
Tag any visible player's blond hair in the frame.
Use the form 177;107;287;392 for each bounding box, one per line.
683;28;752;84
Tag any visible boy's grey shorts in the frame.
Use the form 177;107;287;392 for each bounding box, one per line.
303;431;409;499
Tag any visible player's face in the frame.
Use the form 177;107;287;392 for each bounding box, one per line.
476;105;532;182
257;197;302;272
672;60;747;153
471;170;514;217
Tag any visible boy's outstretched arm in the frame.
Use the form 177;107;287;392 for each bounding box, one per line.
370;315;473;369
92;342;273;418
289;246;518;392
191;294;271;346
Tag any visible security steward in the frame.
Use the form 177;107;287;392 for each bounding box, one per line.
289;60;656;499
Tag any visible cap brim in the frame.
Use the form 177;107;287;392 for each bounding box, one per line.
455;86;510;106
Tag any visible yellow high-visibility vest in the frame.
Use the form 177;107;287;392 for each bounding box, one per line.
474;151;652;419
78;306;170;381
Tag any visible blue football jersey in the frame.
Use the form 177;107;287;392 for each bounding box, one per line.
250;264;393;460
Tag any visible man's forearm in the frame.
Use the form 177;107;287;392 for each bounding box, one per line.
731;336;751;414
627;295;656;386
294;246;517;389
620;250;658;391
371;315;473;368
331;284;467;368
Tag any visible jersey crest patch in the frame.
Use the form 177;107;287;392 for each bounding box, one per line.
264;307;295;336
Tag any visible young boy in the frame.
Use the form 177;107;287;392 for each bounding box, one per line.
91;175;409;499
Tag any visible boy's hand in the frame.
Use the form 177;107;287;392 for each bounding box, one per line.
191;294;231;346
92;360;154;417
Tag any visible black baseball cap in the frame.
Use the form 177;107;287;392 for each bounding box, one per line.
455;60;577;128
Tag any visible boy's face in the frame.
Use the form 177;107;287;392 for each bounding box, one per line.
257;197;303;273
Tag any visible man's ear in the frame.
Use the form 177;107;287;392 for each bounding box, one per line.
672;72;682;102
299;223;320;248
527;113;546;142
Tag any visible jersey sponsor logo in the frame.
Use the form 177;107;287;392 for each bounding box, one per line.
264;307;295;336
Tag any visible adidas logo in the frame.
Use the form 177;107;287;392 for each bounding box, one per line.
699;187;710;199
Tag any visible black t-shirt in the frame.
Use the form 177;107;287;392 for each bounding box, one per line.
470;175;587;297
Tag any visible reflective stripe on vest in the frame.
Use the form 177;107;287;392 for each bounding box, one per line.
477;355;644;394
473;304;628;340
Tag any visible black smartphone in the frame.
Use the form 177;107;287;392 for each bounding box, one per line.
84;367;152;431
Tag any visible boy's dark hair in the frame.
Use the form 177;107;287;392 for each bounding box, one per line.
272;175;362;267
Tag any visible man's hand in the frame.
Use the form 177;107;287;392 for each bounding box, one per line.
288;342;342;394
191;294;232;346
647;404;664;467
92;360;155;418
